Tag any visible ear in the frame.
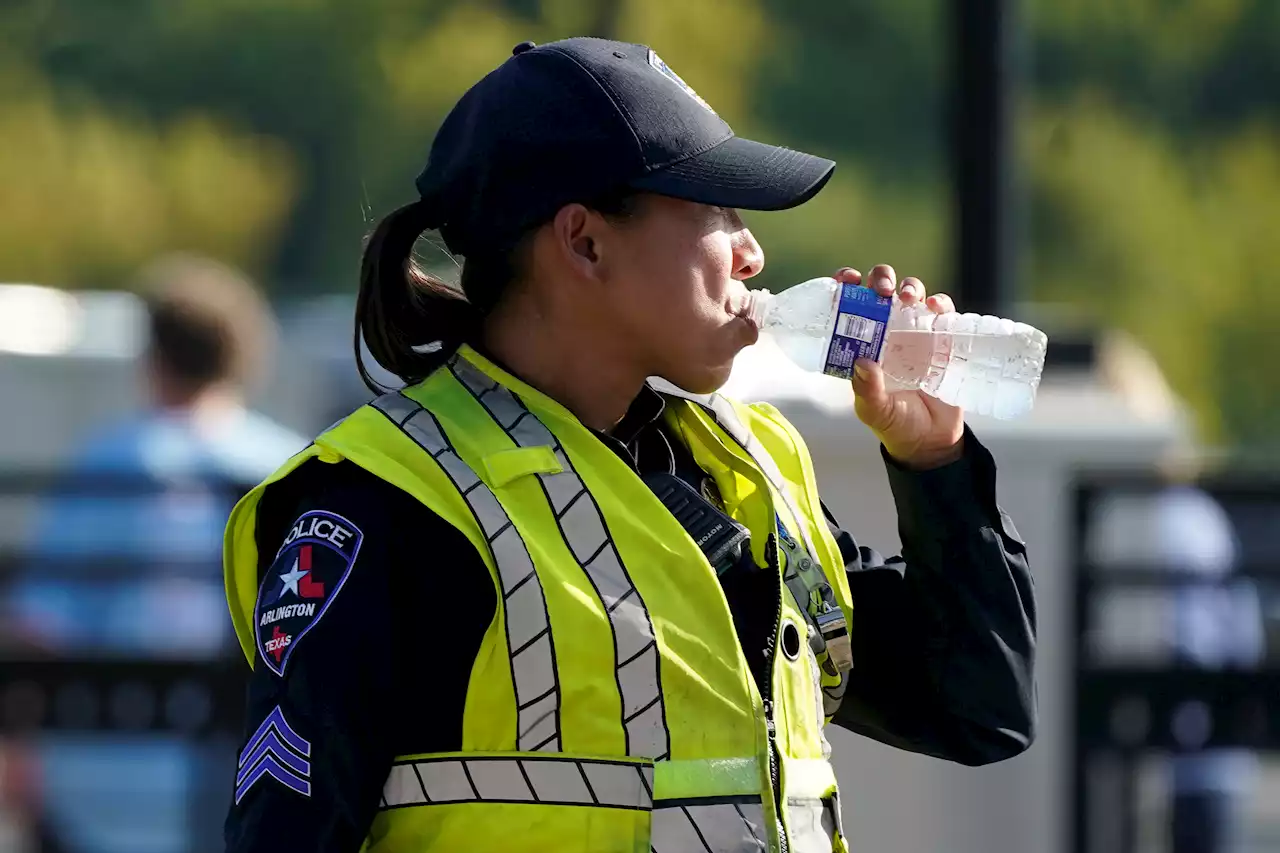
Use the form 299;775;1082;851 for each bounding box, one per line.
549;203;607;282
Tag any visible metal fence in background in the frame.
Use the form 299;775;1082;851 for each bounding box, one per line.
1070;471;1280;853
0;472;252;853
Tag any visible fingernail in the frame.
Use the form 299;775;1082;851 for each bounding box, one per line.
853;363;868;380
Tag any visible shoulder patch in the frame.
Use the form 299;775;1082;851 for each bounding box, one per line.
255;510;363;676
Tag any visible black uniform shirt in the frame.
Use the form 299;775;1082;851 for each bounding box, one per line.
225;388;1037;852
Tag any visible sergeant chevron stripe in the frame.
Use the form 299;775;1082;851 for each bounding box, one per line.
235;706;311;803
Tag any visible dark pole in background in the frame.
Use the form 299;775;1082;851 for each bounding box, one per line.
952;0;1017;317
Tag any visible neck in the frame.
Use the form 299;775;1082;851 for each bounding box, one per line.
481;302;646;433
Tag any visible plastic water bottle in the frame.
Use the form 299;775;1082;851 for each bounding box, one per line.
742;277;1049;419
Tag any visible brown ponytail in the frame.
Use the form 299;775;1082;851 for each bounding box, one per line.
355;188;645;394
354;201;482;392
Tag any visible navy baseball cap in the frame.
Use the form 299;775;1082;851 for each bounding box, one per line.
416;37;836;257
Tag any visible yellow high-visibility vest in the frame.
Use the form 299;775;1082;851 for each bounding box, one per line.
225;346;855;853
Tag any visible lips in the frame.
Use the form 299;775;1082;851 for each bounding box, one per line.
729;295;760;335
732;309;761;347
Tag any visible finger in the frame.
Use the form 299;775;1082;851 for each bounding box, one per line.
833;267;862;285
851;357;890;421
899;276;926;305
925;293;955;314
867;264;896;297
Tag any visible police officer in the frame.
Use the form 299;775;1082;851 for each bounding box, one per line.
223;37;1036;853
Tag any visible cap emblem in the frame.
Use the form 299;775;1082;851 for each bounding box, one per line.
647;50;718;116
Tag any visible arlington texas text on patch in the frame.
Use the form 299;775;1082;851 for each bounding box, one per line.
255;510;364;676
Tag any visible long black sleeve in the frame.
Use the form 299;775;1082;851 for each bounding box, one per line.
224;461;496;852
223;417;1035;850
827;427;1037;766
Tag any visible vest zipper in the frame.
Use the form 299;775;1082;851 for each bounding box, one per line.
679;406;789;851
763;535;788;853
767;718;787;853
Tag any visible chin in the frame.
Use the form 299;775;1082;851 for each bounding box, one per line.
665;362;734;396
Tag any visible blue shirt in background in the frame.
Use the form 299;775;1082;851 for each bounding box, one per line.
13;407;305;655
7;406;306;853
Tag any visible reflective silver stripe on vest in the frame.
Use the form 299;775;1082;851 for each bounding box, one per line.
650;801;770;853
381;755;654;810
381;754;771;851
450;358;671;760
372;393;561;752
785;797;839;853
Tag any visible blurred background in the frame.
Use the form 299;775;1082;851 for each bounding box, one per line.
0;1;1278;852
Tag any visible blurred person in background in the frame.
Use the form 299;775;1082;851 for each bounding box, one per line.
10;253;305;654
1090;472;1264;853
4;254;305;853
222;37;1035;853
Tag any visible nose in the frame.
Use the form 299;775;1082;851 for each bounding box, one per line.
732;226;765;281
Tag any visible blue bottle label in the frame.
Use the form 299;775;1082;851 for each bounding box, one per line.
823;284;892;379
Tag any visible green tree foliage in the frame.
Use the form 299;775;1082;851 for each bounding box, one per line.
0;63;295;287
1024;96;1280;442
1024;0;1280;444
0;0;1276;444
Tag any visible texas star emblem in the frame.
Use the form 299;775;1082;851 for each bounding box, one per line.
274;545;326;602
255;510;363;676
